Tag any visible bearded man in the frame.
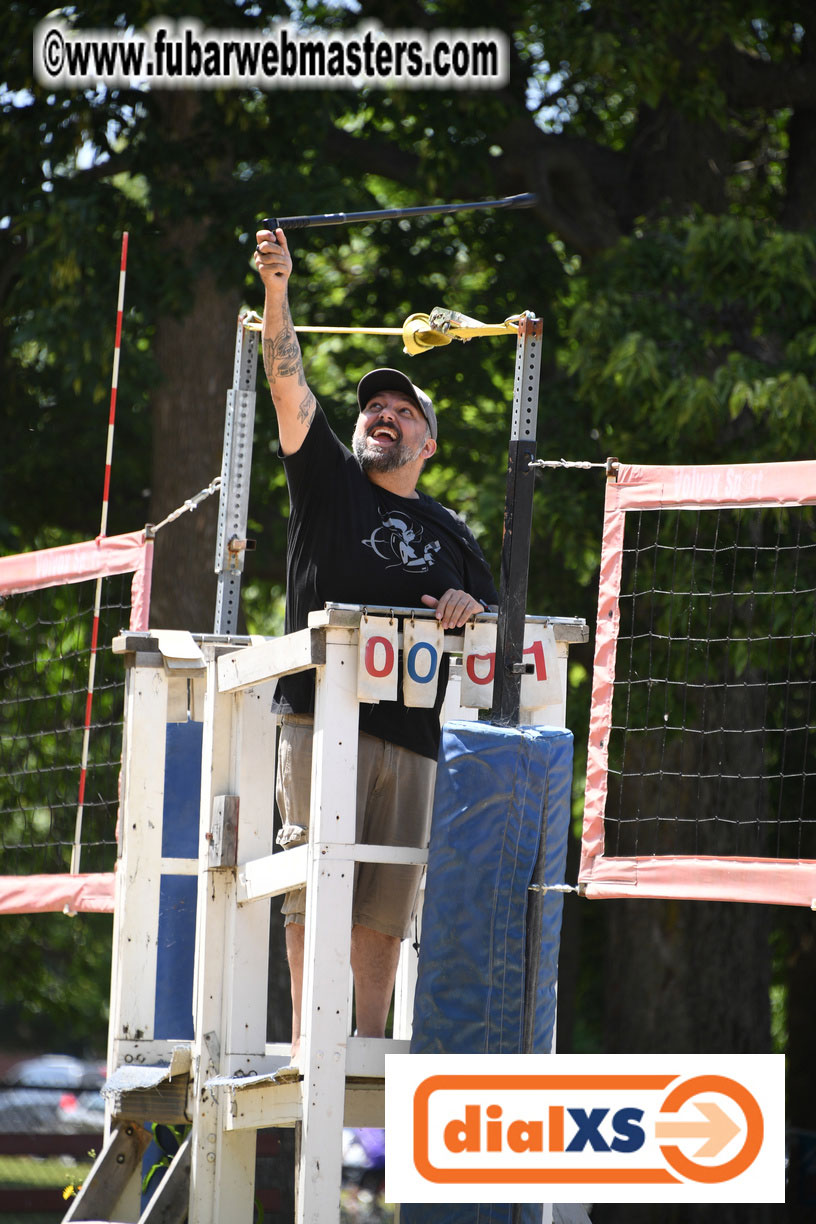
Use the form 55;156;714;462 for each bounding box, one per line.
255;226;498;1057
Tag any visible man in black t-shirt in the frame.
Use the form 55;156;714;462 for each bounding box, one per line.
255;225;497;1058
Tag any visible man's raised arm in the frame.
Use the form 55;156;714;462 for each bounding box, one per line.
254;226;316;455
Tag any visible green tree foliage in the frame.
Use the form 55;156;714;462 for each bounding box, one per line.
0;910;113;1053
562;218;816;460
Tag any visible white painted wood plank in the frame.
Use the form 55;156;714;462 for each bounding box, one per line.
393;886;423;1041
234;680;278;863
106;661;172;1222
238;846;308;903
188;662;257;1224
320;843;428;866
223;1079;386;1132
238;841;427;906
310;603;586;638
158;857;198;875
189;1123;257;1219
109;664;168;1045
224;1080;303;1130
225;682;276;1058
345;1037;410;1077
151;629;206;668
112;1038;191;1068
216;628;326;693
298;629;359;1223
221;1049;293;1078
224;888;270;1058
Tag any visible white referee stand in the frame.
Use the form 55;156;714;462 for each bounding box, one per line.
68;607;585;1224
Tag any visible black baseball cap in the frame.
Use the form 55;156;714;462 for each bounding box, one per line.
356;368;438;440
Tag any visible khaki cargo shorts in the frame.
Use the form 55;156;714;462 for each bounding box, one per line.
275;715;436;939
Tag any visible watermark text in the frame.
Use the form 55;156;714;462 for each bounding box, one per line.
34;18;509;90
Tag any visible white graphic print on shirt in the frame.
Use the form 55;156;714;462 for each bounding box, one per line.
362;510;441;573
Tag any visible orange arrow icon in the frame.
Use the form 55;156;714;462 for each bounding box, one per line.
655;1101;741;1158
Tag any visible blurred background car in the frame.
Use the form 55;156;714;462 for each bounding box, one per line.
0;1054;105;1134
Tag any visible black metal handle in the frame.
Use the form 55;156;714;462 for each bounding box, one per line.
260;193;537;234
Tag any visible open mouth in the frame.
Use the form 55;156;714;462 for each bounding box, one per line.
368;423;400;444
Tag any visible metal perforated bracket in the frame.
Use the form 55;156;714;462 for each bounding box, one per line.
491;311;544;726
214;317;259;633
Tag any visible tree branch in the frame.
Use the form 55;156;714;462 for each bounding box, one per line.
322;125;423;191
322;118;625;256
714;39;816;111
75;148;134;184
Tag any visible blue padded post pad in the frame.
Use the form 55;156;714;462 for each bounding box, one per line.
153;721;202;1040
403;721;573;1224
161;721;202;859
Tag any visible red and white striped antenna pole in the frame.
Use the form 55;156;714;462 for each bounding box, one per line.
99;232;128;536
71;232;129;878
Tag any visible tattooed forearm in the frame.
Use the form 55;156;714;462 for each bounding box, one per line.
262;301;305;386
262;328;300;384
261;291;316;446
262;336;278;384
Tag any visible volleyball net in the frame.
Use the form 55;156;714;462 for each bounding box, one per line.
0;531;153;914
579;460;816;907
5;458;816;914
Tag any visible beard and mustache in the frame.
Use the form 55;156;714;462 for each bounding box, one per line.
352;419;428;474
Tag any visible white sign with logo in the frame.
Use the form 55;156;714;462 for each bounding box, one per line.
385;1053;785;1204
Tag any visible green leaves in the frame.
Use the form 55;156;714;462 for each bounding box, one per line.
554;214;816;462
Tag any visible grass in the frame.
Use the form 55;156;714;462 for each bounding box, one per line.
1;1158;393;1221
0;1154;94;1188
0;1153;94;1222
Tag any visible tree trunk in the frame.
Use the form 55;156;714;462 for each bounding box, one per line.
144;91;243;631
149;268;241;630
781;31;816;231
